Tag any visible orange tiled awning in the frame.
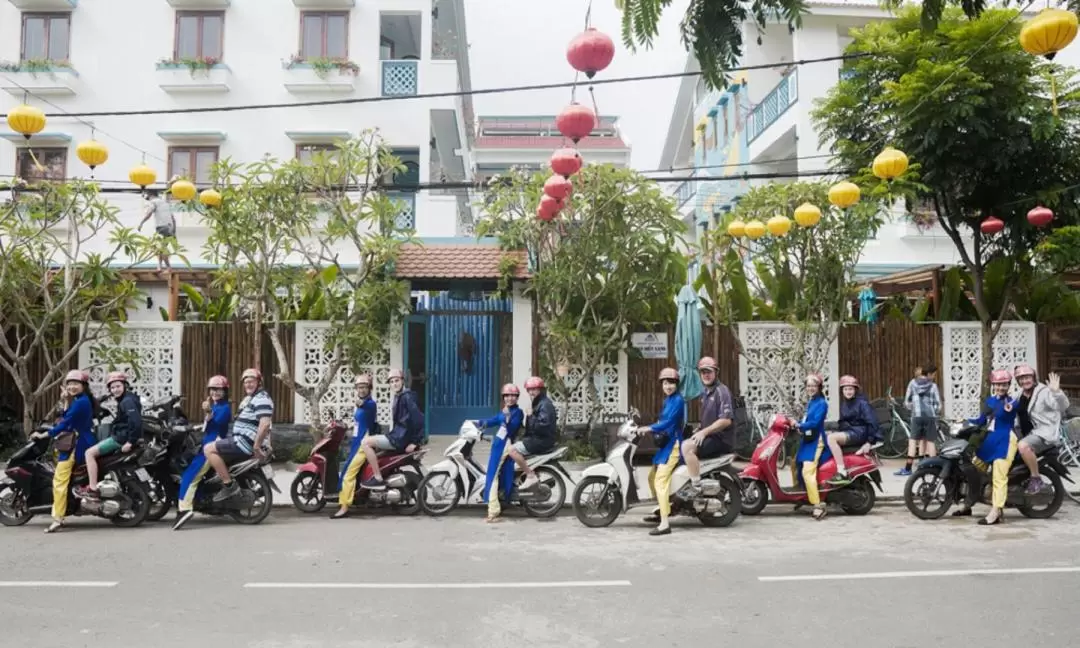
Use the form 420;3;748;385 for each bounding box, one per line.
393;244;529;280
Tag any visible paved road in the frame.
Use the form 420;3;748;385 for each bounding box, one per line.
3;503;1079;648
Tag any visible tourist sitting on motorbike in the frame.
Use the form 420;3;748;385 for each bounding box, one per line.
791;373;831;521
174;375;232;530
1014;365;1070;495
511;376;557;492
825;375;881;485
78;371;143;499
955;369;1019;525
331;373;378;520
204;368;273;502
360;368;424;491
638;367;686;536
475;383;525;523
682;356;735;496
30;370;99;533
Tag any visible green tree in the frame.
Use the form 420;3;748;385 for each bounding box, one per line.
200;132;412;434
814;7;1080;391
1038;225;1080;273
477;165;687;429
0;180;173;436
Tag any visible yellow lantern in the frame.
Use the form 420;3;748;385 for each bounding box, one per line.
744;220;766;240
872;147;908;180
6;104;46;139
1020;8;1078;60
767;215;792;237
794;202;822;228
129;164;157;188
727;220;746;237
828;181;860;208
170;179;197;201
76;140;108;169
199;188;222;207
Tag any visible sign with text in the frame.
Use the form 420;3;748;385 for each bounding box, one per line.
1047;326;1080;400
631;332;669;359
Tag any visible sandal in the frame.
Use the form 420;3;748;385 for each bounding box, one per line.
811;505;827;521
330;510;349;520
485;515;502;524
649;526;671;536
978;511;1004;526
44;521;63;534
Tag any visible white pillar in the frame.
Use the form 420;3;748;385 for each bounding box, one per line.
511;281;534;410
792;19;841;172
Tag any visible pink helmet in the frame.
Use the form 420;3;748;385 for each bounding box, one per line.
697;356;718;372
839;375;859;389
989;369;1012;385
106;371;128;386
65;369;90;384
241;368;262;383
388;369;405;381
207;375;229;390
659;367;679;382
354;373;373;387
1014;364;1036;380
501;383;520;396
805;373;824;386
525;376;545;390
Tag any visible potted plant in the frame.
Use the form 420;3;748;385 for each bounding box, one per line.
157;56;220;77
285;53;360;79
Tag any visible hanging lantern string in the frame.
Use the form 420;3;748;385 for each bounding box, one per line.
588;86;602;123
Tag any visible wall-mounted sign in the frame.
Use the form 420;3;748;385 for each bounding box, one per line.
631;332;669;360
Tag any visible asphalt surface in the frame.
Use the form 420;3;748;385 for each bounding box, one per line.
3;503;1080;648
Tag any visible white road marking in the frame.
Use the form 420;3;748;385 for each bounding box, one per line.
0;581;118;588
244;580;633;590
759;567;1080;583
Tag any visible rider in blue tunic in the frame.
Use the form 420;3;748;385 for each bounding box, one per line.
476;383;525;523
955;369;1018;526
174;375;232;530
638;367;685;536
331;373;378;520
793;373;831;521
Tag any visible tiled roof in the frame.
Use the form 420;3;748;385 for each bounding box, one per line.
475;136;628;150
393;244;530;280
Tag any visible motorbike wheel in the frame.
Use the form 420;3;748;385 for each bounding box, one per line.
903;465;954;520
417;471;462;516
145;479;173;522
740;478;769;516
840;477;876;516
110;478;152;528
697;474;742;528
290;471;326;514
1018;470;1065;519
522;466;566;518
0;485;33;526
571;475;621;528
227;472;273;525
390;467;424;516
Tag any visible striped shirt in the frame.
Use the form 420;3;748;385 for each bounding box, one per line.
233;389;273;453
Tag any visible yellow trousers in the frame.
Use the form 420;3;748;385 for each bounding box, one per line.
801;438;826;506
339;449;367;508
647;442;681;519
52;456;75;521
974;433;1019;509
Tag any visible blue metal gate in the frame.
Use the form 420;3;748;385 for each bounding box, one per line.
415;293;513;435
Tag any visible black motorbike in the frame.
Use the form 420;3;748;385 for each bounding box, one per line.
904;424;1073;520
0;428;153;528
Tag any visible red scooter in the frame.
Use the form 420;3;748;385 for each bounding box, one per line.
289;421;426;515
739;414;883;516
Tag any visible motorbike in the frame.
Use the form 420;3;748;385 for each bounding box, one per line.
739;414;883;516
571;409;743;528
0;429;153;528
137;395;195;521
290;420;426;515
416;420;573;518
904;423;1072;520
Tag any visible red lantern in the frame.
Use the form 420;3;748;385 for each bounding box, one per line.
1027;205;1053;228
980;216;1005;235
555;103;596;143
536;206;556;222
538;194;563;219
550;148;583;178
544;175;573;201
566;28;615;79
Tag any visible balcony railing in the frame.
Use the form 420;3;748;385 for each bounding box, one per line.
389;191;416;230
381;60;418;97
746;70;798;145
674;174;697;208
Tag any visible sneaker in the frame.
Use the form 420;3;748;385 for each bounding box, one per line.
826;472;851;486
1025;477;1043;495
212;481;240;502
519;475;540;491
894;467;912;477
361;477;387;491
172;510;194;531
686;481;703;496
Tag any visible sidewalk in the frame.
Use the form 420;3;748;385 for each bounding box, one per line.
269;436;919;508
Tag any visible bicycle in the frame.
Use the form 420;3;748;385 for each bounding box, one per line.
874;386;949;460
1058;417;1080;505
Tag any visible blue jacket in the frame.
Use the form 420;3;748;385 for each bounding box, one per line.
388;389;424;450
353;397;378;442
968;395;1018;463
523;393;557;454
477;407;524;441
203;401;232;444
48;393;96;464
111;391;144;444
479;406;525;504
648;393;685;466
839;395;881;443
795;394;831;467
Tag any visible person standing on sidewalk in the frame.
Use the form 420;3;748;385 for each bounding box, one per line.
897;363;942;476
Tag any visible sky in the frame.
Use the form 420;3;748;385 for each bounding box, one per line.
464;0;692;171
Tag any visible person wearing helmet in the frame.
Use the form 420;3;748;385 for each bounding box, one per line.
511;376;558;492
78;371;144;499
30;369;100;533
681;356;735;495
824;375;880;486
957;369;1020;525
1015;366;1069;495
636;367;686;536
174;375;232;530
331;373;379;519
204;368;274;502
359;368;424;490
473;383;526;522
791;373;831;521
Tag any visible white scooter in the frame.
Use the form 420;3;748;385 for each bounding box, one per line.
416;421;575;518
571;408;742;528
